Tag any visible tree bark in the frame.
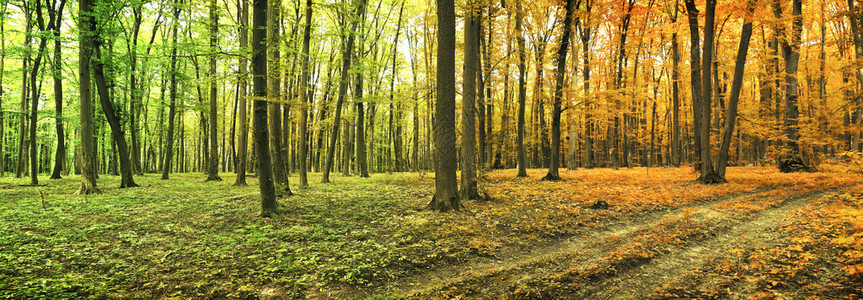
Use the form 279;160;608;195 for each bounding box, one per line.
268;0;290;193
29;1;47;185
206;0;222;181
253;0;278;216
717;0;755;178
298;0;312;187
76;0;99;194
515;1;528;177
49;0;66;179
775;0;805;172
429;0;461;212
684;0;705;176
461;4;480;200
543;0;577;181
235;0;249;186
161;1;180;180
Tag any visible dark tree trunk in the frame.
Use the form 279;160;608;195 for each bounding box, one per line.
429;0;461;212
206;0;222;181
515;2;528;177
235;0;249;186
29;1;47;185
298;0;312;187
667;0;681;166
684;0;705;177
93;40;138;188
717;0;755;178
775;0;805;172
543;0;577;181
253;0;278;216
49;0;67;179
268;0;290;193
162;2;180;180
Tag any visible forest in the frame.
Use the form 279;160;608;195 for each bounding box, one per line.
1;0;863;298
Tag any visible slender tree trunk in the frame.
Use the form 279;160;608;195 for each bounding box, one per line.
684;0;704;175
515;2;528;177
581;0;593;168
29;2;48;185
206;0;222;181
76;0;99;194
49;1;66;179
93;41;138;188
235;0;249;186
429;0;460;212
298;0;312;187
543;0;576;181
717;0;755;178
162;2;181;180
667;0;681;166
0;2;5;177
322;0;365;183
16;7;31;179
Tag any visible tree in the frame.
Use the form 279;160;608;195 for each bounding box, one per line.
716;0;756;178
206;0;222;182
774;0;805;172
234;0;249;186
49;0;67;179
461;2;480;200
267;0;290;193
253;0;278;217
29;0;48;185
161;0;181;180
543;0;577;181
665;0;681;167
93;33;138;188
321;0;365;183
76;0;99;195
298;0;312;187
429;0;460;212
515;1;528;178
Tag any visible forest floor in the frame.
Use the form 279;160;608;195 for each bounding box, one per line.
1;166;863;299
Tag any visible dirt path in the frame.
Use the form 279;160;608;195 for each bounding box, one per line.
582;187;836;299
392;187;796;298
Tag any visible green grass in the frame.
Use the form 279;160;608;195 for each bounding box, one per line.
0;171;432;299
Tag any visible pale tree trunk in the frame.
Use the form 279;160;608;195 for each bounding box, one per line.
429;0;461;212
543;0;577;181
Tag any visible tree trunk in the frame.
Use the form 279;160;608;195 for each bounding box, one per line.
206;0;222;181
49;0;66;179
461;5;480;200
775;0;805;172
298;0;312;187
268;0;290;193
684;0;705;177
0;2;5;177
717;0;755;178
580;0;593;168
667;0;681;166
429;0;461;212
76;0;99;194
322;0;365;183
161;2;180;180
16;7;31;179
235;0;249;186
543;0;576;181
253;0;278;217
515;2;528;177
29;1;47;185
